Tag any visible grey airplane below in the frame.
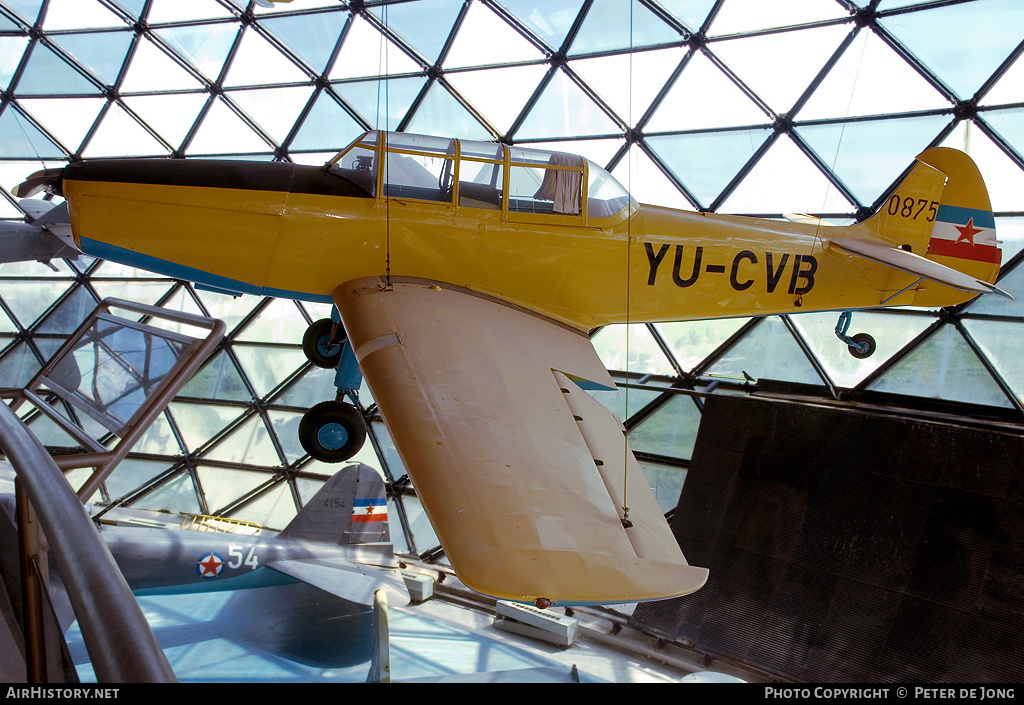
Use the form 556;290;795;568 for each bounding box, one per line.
97;464;409;606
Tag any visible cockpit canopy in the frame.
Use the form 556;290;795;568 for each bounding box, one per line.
327;131;635;220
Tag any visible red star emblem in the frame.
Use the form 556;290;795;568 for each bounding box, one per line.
955;218;983;245
197;552;224;579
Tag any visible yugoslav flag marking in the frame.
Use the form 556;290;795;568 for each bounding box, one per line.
196;552;225;579
927;205;1000;264
353;497;388;523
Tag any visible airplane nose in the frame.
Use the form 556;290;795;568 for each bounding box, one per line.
13;166;66;199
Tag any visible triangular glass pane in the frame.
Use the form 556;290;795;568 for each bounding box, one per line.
222;25;310;88
90;280;173;306
443;1;544;69
0;11;20;31
962;318;1024;405
0;257;74;279
515;68;619;139
989;217;1024;266
570;47;687;127
655;317;750;374
646;128;772;209
965;258;1024;316
329;14;422;80
17;97;105;154
646;51;769;133
496;0;583;52
132;409;185;456
108;0;146;20
192;289;262;336
569;0;682;55
879;0;1024;100
611;143;695;209
627;393;702;460
711;23;849;114
797;114;951;206
717;134;855;215
266;409;305;464
179;349;252;402
253;0;342;14
186;97;270;155
982;49;1024;106
3;1;42;25
129;471;201;515
656;0;717;32
121;92;207;150
640;458;687;513
525;137;622;168
49;30;134;85
799;28;949;121
0;342;40;388
227;480;295;530
235;298;307;344
446;64;547;135
938;122;1024;213
369;0;463;65
231;344;307;399
16;42;101;96
0;36;30;91
705;316;822;384
0;305;17;334
196;465;272;515
273;365;338;409
147;0;234;24
154;21;238;83
404;81;492;140
203;414;281;466
867;324;1012;407
981;108;1024;163
290;89;365;152
260;9;348;74
103;459;174;502
2;279;71;327
709;0;847;35
168;401;245;453
119;37;204;93
591;324;674;375
25;410;82;448
35;285;97;334
227;85;313;145
332;76;426;133
790;310;933;389
83;102;170;158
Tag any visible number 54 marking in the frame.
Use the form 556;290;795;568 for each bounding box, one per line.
228;545;259;569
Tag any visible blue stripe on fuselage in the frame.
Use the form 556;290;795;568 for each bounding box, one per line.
935;204;995;228
80;237;333;304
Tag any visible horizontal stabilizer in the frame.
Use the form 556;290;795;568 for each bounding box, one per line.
828;236;1012;299
268;558;409;607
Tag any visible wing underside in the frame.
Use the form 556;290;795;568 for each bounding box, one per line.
333;277;708;605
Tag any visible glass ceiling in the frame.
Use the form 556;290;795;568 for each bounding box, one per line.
0;0;1022;564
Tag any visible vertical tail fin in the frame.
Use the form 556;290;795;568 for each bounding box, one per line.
278;463;390;545
846;147;1003;306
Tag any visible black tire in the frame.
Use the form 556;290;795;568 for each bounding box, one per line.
302;318;344;369
298;400;367;463
848;332;876;359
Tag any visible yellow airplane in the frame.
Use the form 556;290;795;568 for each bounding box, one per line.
14;131;1004;606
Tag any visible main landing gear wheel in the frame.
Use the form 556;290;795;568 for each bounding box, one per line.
298;400;367;463
303;318;344;369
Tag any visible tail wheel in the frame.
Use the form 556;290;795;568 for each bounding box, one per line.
302;318;344;369
299;400;367;463
848;332;876;359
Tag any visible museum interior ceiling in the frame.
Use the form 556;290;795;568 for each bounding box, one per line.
0;0;1020;564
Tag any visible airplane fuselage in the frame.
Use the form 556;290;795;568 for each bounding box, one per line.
61;158;976;333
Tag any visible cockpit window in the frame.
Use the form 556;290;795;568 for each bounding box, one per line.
327;131;379;196
329;131;633;219
508;147;583;216
587;161;633;218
